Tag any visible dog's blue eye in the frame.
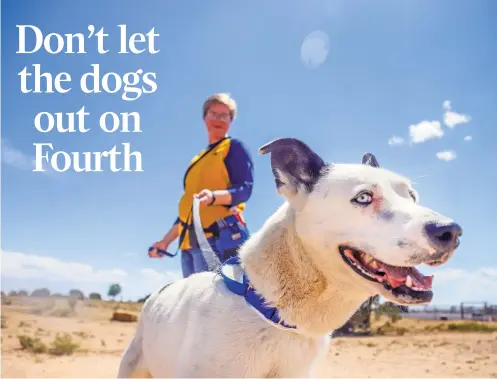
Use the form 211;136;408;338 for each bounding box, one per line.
352;191;373;205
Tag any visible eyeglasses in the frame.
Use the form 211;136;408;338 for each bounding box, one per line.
206;109;231;122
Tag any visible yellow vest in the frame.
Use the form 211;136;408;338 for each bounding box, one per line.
177;137;246;250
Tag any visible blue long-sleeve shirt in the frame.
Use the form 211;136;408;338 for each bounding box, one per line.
223;138;254;206
173;137;254;226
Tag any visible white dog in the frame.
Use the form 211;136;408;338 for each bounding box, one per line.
118;138;462;378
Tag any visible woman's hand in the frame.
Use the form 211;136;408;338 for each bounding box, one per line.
194;189;215;207
148;239;170;258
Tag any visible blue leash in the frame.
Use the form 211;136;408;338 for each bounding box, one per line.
149;197;297;331
147;246;176;258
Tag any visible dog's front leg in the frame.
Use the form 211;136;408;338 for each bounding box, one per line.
307;336;334;378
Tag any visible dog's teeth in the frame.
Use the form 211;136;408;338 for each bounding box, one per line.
353;262;377;279
370;261;378;269
405;275;413;288
362;254;374;264
409;285;429;292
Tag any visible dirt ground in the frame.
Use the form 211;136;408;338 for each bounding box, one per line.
1;296;497;378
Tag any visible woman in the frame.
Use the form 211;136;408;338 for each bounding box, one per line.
149;93;254;278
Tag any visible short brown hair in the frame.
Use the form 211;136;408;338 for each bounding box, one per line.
202;93;237;121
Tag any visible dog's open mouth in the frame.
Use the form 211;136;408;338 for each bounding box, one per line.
339;246;433;303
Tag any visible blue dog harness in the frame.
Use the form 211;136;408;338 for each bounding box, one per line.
220;256;298;331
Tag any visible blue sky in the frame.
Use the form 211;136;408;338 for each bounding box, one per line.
1;0;496;305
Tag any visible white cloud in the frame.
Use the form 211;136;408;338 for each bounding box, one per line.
436;150;457;161
430;266;497;305
1;250;181;299
432;268;465;282
442;100;452;111
444;111;471;128
442;100;471;128
464;135;472;141
1;139;56;175
1;139;36;171
388;136;404;146
481;267;497;277
1;251;128;283
139;268;182;289
409;120;444;144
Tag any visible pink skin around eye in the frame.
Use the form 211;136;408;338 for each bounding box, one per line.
364;184;383;214
372;196;383;213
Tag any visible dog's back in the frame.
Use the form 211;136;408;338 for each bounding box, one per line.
120;271;323;378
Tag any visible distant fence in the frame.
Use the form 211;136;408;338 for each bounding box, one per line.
404;302;497;322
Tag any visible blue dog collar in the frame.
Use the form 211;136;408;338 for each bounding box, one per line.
220;256;297;331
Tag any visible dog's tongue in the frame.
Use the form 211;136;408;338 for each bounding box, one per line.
376;262;433;289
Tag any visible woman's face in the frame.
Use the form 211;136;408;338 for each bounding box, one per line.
204;102;232;142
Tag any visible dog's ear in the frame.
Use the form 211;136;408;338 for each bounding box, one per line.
362;152;380;167
259;138;327;204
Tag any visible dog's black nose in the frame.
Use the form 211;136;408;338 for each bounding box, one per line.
424;221;462;251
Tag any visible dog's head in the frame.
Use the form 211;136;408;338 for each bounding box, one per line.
259;138;462;305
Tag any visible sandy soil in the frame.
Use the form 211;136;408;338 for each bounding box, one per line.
1;297;496;378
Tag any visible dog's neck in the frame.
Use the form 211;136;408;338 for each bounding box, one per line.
239;203;369;337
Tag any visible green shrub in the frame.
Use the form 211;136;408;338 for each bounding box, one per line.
447;322;497;333
48;333;79;355
89;292;102;300
18;335;47;354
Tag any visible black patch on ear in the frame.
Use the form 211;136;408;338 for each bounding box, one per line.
259;138;327;192
362;152;380;167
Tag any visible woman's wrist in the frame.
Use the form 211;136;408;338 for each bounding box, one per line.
209;191;217;205
206;190;232;206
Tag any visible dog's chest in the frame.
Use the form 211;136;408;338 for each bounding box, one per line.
252;332;326;377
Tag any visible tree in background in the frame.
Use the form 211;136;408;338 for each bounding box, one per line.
332;295;380;337
370;294;381;308
31;288;50;297
374;299;403;323
69;289;85;301
89;292;102;300
108;284;122;301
